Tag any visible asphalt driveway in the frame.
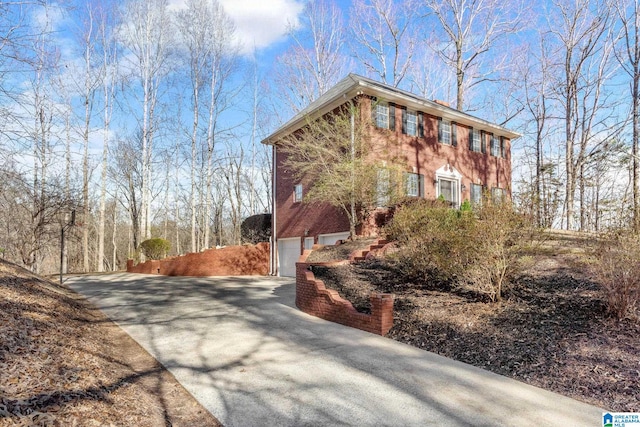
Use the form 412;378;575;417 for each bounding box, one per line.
68;274;603;426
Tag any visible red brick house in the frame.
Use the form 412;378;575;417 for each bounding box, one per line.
262;74;520;277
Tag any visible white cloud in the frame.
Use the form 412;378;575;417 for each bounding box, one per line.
219;0;304;54
164;0;305;55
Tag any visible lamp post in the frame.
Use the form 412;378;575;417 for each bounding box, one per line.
60;210;76;285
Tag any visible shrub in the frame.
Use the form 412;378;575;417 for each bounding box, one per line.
462;199;533;302
241;213;272;244
592;231;640;321
385;199;476;287
139;238;171;260
385;197;534;302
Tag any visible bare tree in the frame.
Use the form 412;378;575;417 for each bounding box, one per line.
176;0;206;252
547;0;618;230
349;0;418;88
97;2;118;272
119;0;173;245
520;35;556;227
202;3;238;249
424;0;524;110
278;100;401;238
274;0;350;113
614;0;640;230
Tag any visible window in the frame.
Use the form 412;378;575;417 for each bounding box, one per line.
375;102;395;130
490;134;500;157
439;119;452;145
470;183;482;205
491;187;506;203
469;128;481;152
375;103;389;129
376;169;390;207
404;110;417;136
404;172;423;197
293;184;303;203
304;237;314;250
437;178;458;208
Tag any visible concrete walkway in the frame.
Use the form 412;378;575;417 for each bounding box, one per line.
68;274;603;427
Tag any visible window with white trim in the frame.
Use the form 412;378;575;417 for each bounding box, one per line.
406;110;417;136
376;168;390;207
375;103;389;129
470;183;482;205
490;134;500;157
293;184;303;203
438;178;458;208
405;172;422;197
440;120;452;145
470;129;481;152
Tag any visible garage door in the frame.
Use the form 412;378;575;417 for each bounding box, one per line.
277;238;301;277
318;232;350;246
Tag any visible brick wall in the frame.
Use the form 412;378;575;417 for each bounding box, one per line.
295;249;394;336
274;97;512;241
127;242;269;276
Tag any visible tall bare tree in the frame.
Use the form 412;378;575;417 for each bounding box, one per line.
547;0;618;230
202;2;238;249
614;0;640;230
424;0;523;110
349;0;418;88
275;0;350;113
119;0;173;245
97;2;118;272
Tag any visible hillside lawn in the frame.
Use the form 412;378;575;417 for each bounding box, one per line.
310;231;640;412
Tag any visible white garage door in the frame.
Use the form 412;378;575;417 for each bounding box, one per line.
277;238;301;277
318;232;350;246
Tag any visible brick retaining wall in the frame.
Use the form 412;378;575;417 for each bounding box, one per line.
295;249;394;336
127;242;269;276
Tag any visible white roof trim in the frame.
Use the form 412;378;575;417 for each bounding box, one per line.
261;73;521;145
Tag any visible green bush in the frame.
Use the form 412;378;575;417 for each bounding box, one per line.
592;231;640;321
385;197;533;302
139;238;171;260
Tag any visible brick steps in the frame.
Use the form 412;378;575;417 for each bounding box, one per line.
348;239;390;263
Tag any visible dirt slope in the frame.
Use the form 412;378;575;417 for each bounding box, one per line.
0;260;219;427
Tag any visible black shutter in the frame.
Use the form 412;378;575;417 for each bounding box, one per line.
452;122;457;147
438;117;443;143
469;127;473;150
490;134;495;156
500;136;506;158
419;174;424;198
481;131;486;153
418;112;424;138
371;96;378;125
401;107;407;134
389;103;395;131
